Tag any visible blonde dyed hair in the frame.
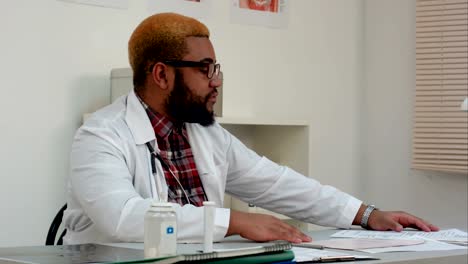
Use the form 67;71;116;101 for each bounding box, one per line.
128;13;210;89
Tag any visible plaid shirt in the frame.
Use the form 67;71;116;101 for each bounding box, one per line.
139;99;207;207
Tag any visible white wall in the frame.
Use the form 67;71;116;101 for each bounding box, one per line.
209;0;364;196
0;0;362;246
0;0;138;246
362;0;468;230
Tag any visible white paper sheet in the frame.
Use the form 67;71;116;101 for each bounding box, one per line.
301;238;425;250
291;247;377;262
360;237;467;253
332;229;468;243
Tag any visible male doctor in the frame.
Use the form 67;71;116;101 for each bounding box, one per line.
63;13;438;244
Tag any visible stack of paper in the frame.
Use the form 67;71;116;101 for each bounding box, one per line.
298;238;424;251
332;229;467;245
291;247;378;263
328;229;467;253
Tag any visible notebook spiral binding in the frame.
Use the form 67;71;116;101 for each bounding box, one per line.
264;242;292;252
182;241;292;261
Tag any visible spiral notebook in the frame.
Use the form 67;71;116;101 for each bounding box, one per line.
0;241;292;264
148;240;293;264
114;240;293;264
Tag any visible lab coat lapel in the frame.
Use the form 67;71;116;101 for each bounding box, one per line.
186;124;224;207
125;90;155;145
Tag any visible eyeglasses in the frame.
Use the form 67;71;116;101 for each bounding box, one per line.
164;60;221;80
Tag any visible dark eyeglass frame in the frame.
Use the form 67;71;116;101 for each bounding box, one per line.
163;60;221;79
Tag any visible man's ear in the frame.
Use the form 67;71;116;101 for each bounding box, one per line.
151;62;171;90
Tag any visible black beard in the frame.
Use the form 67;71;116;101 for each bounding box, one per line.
165;70;215;127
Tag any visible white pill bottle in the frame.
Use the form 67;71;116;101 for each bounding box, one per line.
144;201;177;258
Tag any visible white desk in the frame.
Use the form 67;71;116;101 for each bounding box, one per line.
0;229;466;263
306;229;467;264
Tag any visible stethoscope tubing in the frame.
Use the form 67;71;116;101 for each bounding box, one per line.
145;142;192;204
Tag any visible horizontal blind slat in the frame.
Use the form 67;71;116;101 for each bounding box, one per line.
416;57;467;64
416;41;468;48
416;73;468;79
415;107;468;112
415;95;468;101
413;143;468;149
413;160;467;166
416;64;468;72
414;133;468;139
415;101;467;107
417;3;468;12
415;86;468;92
414;123;467;128
416;52;468;59
417;0;468;6
417;19;468;28
413;138;468;143
417;35;468;43
414;117;468;123
416;84;468;90
416;46;468;54
416;63;468;69
417;13;468;22
416;79;468;85
413;128;468;136
414;137;468;142
414;112;468;118
413;149;468;155
417;30;467;37
412;165;467;174
417;10;468;19
416;24;468;32
414;151;468;156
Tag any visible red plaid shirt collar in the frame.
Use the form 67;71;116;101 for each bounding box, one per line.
137;96;187;139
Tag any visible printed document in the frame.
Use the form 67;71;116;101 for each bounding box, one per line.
291;247;378;262
360;238;467;253
330;229;467;252
332;229;467;243
301;238;424;250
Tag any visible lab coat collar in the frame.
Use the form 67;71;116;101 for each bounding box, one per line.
125;89;155;145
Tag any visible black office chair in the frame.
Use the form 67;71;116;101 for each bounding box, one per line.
45;204;67;245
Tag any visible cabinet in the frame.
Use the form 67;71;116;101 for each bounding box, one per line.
110;68;312;230
217;117;311;230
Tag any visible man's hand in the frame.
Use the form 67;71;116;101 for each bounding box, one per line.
353;204;439;232
367;210;440;232
226;210;312;243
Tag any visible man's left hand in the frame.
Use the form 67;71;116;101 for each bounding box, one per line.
367;210;439;232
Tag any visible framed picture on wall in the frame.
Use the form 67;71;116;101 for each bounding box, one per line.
58;0;129;9
230;0;289;28
147;0;212;19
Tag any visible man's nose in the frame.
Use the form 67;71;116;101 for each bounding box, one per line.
209;72;223;88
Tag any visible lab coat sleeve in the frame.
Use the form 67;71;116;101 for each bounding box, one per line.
224;130;362;228
70;122;229;242
70;123;145;242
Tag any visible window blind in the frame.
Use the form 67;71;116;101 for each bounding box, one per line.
413;0;468;174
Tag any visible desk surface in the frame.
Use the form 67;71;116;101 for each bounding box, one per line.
307;229;467;264
0;229;466;264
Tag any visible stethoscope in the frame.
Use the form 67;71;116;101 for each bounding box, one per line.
145;142;193;205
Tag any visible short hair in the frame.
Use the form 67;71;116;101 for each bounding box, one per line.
128;13;210;89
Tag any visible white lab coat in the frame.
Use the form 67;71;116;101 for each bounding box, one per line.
63;90;362;245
